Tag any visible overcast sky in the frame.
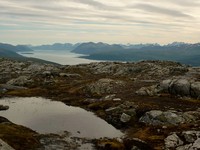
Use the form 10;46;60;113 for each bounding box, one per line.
0;0;200;45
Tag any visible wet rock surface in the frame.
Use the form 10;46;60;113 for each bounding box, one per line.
0;58;200;149
0;105;9;111
0;116;10;123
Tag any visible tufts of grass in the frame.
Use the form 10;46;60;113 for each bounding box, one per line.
5;88;48;97
96;139;125;150
0;123;40;150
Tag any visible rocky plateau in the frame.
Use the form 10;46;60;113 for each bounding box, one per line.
0;58;200;150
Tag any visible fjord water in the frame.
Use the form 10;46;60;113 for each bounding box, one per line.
0;97;122;138
19;50;98;65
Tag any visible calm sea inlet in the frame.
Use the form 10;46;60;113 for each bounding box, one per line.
19;50;99;65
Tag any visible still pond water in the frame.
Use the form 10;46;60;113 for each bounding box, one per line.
0;97;122;138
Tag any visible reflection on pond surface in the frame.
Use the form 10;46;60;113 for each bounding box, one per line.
0;97;123;138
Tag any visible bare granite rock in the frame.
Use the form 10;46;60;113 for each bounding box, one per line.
135;85;161;96
77;61;188;79
165;131;200;150
7;76;33;86
169;78;191;96
120;113;131;123
191;82;200;98
84;78;125;96
137;77;200;98
165;133;184;149
139;109;200;126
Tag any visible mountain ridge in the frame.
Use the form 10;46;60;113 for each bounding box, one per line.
0;43;59;65
30;43;80;51
0;43;33;52
1;42;200;66
73;42;200;66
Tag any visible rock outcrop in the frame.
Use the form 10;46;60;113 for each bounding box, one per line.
7;76;33;86
84;78;125;96
139;109;200;126
165;131;200;150
136;77;200;99
0;58;61;84
78;60;188;79
165;133;184;149
191;82;200;98
0;58;200;150
135;85;161;96
106;101;137;127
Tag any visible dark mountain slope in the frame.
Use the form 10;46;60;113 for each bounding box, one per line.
0;48;24;58
0;48;58;65
72;42;124;54
0;43;33;52
75;42;200;66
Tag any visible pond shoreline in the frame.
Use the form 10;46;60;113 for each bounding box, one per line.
0;97;124;150
0;97;123;138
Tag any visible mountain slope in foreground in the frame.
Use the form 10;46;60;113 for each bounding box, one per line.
0;59;200;150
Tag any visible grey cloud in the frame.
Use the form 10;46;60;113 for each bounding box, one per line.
0;0;120;22
96;13;151;25
0;0;115;8
0;0;199;45
70;0;119;10
168;0;200;7
0;0;124;27
133;4;193;18
0;0;192;29
32;5;89;14
0;2;91;23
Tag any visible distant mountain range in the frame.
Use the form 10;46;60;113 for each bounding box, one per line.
73;42;197;54
0;43;58;64
72;42;200;66
0;42;200;66
0;48;23;58
0;43;33;52
30;43;80;51
0;43;33;59
72;42;123;54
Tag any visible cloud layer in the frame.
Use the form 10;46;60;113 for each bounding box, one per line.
0;0;200;44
